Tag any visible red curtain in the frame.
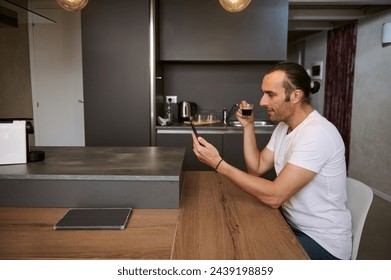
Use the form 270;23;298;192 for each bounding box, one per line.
324;22;357;168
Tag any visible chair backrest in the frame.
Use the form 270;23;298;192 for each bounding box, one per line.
346;177;374;260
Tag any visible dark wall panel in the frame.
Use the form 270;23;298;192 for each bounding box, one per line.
163;63;272;120
82;0;150;146
159;0;288;61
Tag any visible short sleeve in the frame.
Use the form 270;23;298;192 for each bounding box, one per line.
288;125;336;173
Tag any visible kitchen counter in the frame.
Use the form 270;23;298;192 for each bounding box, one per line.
0;171;308;260
156;122;276;172
0;146;184;181
157;121;276;134
0;147;185;208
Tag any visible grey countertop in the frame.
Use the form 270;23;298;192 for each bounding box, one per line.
156;122;275;134
0;146;186;181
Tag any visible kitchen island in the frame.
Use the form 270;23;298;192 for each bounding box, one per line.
0;147;185;208
0;171;308;260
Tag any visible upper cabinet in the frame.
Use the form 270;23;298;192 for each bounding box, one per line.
159;0;288;61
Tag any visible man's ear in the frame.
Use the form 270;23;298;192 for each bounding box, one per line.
292;89;304;104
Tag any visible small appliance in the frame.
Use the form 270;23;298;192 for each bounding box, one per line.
0;119;45;165
0;119;27;165
178;101;197;121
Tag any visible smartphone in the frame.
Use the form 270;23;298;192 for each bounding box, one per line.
190;120;204;146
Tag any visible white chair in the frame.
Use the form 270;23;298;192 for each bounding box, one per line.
346;177;374;260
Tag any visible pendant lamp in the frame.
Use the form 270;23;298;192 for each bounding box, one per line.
57;0;89;12
219;0;252;13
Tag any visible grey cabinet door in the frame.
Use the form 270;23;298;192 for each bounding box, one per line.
159;0;288;61
223;133;276;180
82;0;150;146
157;133;223;171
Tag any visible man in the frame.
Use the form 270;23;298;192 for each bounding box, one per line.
192;62;352;260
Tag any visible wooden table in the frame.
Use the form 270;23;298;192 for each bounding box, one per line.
173;172;308;259
0;172;308;260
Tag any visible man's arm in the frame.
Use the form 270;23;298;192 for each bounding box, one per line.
192;133;316;209
242;123;274;176
217;160;316;208
235;101;274;176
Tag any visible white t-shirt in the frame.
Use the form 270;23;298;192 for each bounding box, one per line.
266;110;352;259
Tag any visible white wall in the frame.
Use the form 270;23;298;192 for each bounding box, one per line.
28;0;85;146
303;31;328;115
287;31;328;115
290;9;391;199
349;9;391;199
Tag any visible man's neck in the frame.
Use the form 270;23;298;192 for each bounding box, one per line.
286;105;314;132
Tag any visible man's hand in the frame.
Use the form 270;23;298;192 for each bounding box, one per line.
236;100;255;128
191;132;222;169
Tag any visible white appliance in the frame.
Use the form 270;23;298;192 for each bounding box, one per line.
0;120;27;165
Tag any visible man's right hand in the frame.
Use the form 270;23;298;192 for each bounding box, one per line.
236;100;255;129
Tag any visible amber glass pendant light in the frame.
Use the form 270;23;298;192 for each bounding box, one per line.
219;0;252;13
57;0;89;12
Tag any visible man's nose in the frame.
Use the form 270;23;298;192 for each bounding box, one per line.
260;94;268;107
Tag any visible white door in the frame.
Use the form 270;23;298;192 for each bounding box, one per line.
29;2;85;146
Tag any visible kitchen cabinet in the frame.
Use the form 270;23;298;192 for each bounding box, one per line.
159;0;288;61
223;133;276;180
157;133;222;171
157;129;276;179
81;0;150;146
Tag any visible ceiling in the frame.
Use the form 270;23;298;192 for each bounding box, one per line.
2;0;391;44
288;0;391;44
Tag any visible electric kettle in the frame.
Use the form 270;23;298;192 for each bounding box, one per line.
178;101;197;121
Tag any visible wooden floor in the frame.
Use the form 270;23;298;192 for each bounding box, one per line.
0;171;308;260
357;195;391;259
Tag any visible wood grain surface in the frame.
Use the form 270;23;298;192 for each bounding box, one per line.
172;172;309;259
0;171;308;260
0;208;179;259
183;120;220;125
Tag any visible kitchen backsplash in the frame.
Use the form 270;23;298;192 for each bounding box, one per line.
160;63;275;122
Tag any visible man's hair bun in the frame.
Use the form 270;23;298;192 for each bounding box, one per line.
310;81;321;94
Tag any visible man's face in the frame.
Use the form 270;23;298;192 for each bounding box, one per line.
260;70;294;123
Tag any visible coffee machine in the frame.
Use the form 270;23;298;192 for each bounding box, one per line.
0;119;45;165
